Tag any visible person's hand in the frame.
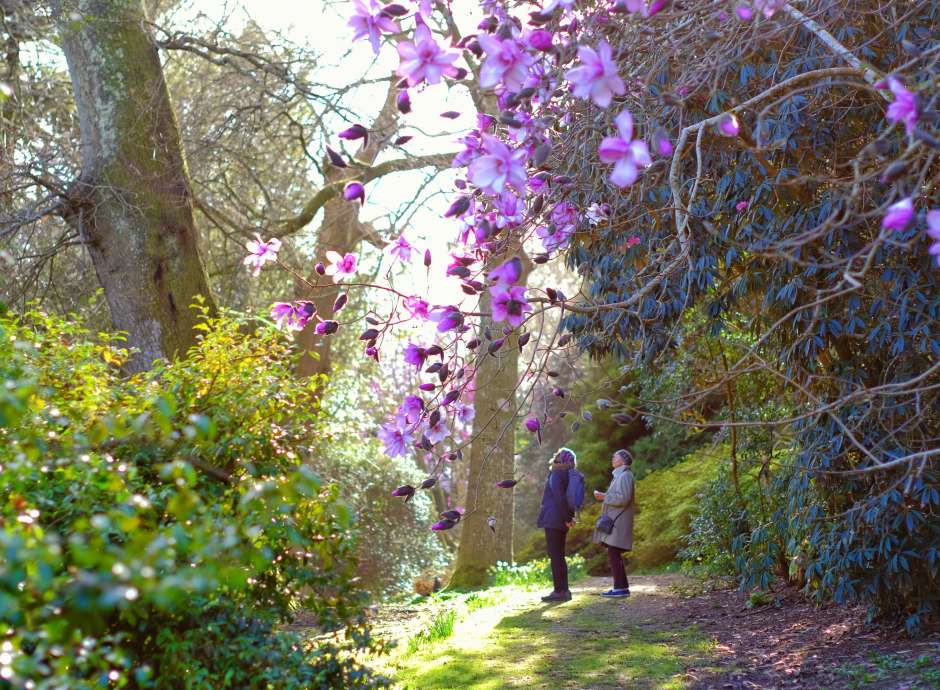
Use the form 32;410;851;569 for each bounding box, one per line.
565;520;575;529
593;490;605;501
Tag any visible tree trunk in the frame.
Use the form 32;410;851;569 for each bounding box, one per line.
294;80;399;379
54;0;215;372
449;251;530;588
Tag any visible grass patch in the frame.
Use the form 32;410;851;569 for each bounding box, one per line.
488;556;586;588
836;651;940;689
390;582;719;689
405;608;458;655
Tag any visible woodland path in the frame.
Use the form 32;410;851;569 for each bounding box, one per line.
376;575;940;690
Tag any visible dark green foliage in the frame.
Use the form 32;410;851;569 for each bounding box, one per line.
558;4;940;630
0;309;386;689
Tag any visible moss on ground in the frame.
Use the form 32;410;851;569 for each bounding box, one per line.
380;577;720;689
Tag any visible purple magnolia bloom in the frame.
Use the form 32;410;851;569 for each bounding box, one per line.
404;296;430;319
429;306;464;333
926;210;940;267
468;135;529;196
243;234;281;276
455;402;475;425
495;192;525;228
735;200;750;212
396;20;460;87
551;201;578;228
398;395;424;424
528;29;554;52
599;109;652;188
487;257;523;286
536;224;573;253
495;479;518;489
885;76;918;135
315;320;339;335
397;90;412;114
491;286;533;328
425;416;450;444
348;0;399;54
386;234;414;262
735;4;754;20
753;0;785;17
718;113;740;137
404;343;428;368
585;202;610;225
344;181;366;204
324;251;357;282
431;518;458;531
524;416;540;433
882;197;914;231
380;425;415;458
338;123;369;143
476;34;534;93
270;301;316;332
564;40;625;108
654;128;673;157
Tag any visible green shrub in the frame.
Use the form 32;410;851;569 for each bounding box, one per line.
0;309;386;689
487;556;586;587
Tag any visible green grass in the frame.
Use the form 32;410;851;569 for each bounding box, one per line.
405;608;459;655
384;580;720;689
836;651;940;689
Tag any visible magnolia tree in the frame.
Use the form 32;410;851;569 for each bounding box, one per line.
248;0;940;600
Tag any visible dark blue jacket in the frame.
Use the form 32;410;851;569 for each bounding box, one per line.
536;468;573;530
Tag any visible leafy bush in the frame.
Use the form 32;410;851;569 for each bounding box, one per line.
487;556;586;588
0;309;386;689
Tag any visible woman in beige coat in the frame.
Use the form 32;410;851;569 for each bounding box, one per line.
591;449;635;598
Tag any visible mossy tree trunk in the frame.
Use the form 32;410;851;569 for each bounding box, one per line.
449;250;530;588
54;0;215;371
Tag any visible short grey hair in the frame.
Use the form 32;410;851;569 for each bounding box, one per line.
614;449;633;466
552;447;577;467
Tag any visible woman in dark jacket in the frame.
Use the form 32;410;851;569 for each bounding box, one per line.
535;447;577;602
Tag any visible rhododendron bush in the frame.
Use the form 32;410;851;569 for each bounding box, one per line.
247;0;939;627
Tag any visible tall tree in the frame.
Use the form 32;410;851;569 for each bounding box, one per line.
53;0;215;371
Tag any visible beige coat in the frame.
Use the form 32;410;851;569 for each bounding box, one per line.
591;466;635;551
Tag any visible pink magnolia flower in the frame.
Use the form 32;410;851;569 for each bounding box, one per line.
324;251;357;282
495;193;525;228
528;29;554;52
885;76;918;135
625;235;641;248
491;285;533;327
616;0;665;14
753;0;785;17
348;0;399;54
454;402;475;425
424;416;450;444
243;234;281;276
718;113;740;137
476;33;534;93
586;202;610;225
397;395;424;425
467;135;529;196
428;306;464;332
404;296;431;319
882;197;914;231
378;423;415;458
396;21;460;87
270;301;316;332
487;256;523;286
598;109;652;187
536;224;573;253
735;200;750;212
386;234;414;262
735;4;754;20
653;128;673;156
564;40;625;108
926;210;940;267
404;343;428;368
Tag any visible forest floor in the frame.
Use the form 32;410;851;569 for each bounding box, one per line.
367;575;940;690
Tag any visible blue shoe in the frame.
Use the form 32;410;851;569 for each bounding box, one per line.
600;588;631;598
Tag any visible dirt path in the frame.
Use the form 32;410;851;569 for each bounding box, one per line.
376;575;940;690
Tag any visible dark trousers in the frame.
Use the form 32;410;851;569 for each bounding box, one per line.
544;528;569;592
607;544;629;590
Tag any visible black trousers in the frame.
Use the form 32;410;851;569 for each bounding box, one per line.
607;544;629;590
544;527;569;592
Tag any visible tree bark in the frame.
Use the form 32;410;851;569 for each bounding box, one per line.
449;250;530;588
294;80;399;379
54;0;215;371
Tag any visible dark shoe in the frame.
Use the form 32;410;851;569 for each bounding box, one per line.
601;588;631;598
541;590;572;602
